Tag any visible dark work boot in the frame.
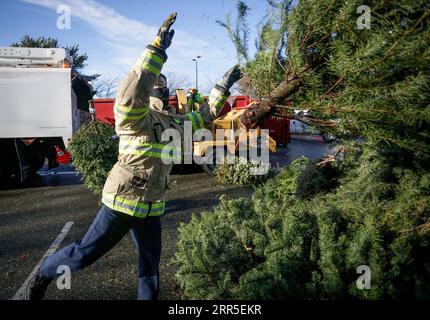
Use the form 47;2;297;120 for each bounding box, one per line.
14;270;52;300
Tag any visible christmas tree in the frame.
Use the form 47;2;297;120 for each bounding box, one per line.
175;0;430;299
68;121;118;194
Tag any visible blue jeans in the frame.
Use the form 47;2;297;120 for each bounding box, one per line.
40;205;161;300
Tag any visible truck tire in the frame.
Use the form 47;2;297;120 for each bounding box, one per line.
30;155;46;173
0;153;19;188
0;154;8;185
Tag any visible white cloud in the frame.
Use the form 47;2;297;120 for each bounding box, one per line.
21;0;235;92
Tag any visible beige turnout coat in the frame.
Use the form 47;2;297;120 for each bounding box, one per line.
102;45;229;218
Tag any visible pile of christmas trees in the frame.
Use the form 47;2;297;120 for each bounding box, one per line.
215;156;274;186
176;148;430;299
175;0;430;299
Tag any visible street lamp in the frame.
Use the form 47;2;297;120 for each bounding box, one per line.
192;56;201;90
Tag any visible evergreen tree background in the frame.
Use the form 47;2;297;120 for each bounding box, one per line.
11;35;100;81
175;0;430;299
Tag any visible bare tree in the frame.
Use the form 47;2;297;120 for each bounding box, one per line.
164;72;192;95
93;76;119;98
93;73;193;99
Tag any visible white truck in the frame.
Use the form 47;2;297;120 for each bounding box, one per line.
0;47;93;186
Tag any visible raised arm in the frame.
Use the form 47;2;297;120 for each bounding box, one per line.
184;65;243;131
114;13;177;135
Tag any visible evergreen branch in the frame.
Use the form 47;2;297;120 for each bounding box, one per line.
352;10;430;74
276;55;288;73
318;75;345;100
275;104;409;116
306;32;332;50
190;237;223;291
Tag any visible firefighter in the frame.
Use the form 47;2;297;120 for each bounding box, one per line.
186;88;205;113
19;12;243;300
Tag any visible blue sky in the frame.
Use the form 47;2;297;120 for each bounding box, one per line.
0;0;269;94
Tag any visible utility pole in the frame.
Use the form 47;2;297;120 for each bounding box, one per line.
192;56;201;90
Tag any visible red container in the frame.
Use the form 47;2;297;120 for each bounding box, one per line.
231;96;252;109
168;96;179;113
260;116;290;146
92;98;115;126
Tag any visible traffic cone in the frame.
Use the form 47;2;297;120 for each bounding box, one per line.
55;146;71;164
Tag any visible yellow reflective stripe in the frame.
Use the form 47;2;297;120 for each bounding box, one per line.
140;51;163;77
149;201;165;217
140;51;163;67
143;63;161;77
185;113;197;131
104;201;138;216
150;54;163;66
103;194;165;218
185;111;204;131
104;201;165;217
115;105;148;120
120;140;181;151
116;105;148;114
119;149;181;161
214;95;227;108
195;111;204;128
115;196;148;209
119;141;182;161
209;90;228;109
116;114;144;120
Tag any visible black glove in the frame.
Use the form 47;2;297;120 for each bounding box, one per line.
218;64;244;90
151;12;177;50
